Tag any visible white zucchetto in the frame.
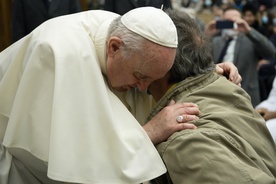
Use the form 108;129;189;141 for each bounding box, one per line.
121;7;178;48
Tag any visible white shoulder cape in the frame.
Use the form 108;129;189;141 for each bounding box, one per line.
0;10;166;183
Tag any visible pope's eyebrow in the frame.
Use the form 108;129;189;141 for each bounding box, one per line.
133;71;152;80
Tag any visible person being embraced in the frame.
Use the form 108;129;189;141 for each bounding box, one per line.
146;9;276;184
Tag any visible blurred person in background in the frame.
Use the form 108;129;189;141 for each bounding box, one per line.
205;6;276;107
241;2;275;101
103;0;172;15
12;0;81;42
171;0;204;14
242;2;267;36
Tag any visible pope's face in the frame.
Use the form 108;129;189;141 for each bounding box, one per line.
106;38;176;92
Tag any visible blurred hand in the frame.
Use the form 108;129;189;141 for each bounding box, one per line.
205;20;219;36
256;108;276;121
215;62;242;86
143;100;200;145
256;107;267;117
229;16;251;34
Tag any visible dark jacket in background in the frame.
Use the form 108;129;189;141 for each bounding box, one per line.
12;0;81;42
212;28;276;107
103;0;172;15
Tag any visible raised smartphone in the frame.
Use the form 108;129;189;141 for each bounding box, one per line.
216;20;234;29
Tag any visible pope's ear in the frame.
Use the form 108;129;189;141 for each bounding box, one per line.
107;37;123;57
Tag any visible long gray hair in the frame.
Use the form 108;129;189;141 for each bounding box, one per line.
166;9;215;84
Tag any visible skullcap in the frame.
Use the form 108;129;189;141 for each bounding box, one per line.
121;7;178;48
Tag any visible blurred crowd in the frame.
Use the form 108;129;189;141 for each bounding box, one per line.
174;0;276;41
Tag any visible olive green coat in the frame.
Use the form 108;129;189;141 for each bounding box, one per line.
148;72;276;184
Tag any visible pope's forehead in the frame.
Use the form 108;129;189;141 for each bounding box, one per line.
137;47;175;75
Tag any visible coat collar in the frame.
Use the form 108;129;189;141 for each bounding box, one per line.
147;71;218;121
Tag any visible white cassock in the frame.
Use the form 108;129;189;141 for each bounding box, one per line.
0;10;166;184
256;77;276;144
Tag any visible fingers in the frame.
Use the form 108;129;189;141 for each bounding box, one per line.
229;69;242;85
168;102;201;119
167;100;197;108
145;101;200;145
174;103;200;118
227;63;240;83
215;64;224;75
167;99;176;106
170;102;199;109
205;20;218;36
164;102;200;116
182;104;201;115
256;109;261;113
177;114;199;123
181;102;199;108
217;62;242;85
174;123;197;132
256;108;267;114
